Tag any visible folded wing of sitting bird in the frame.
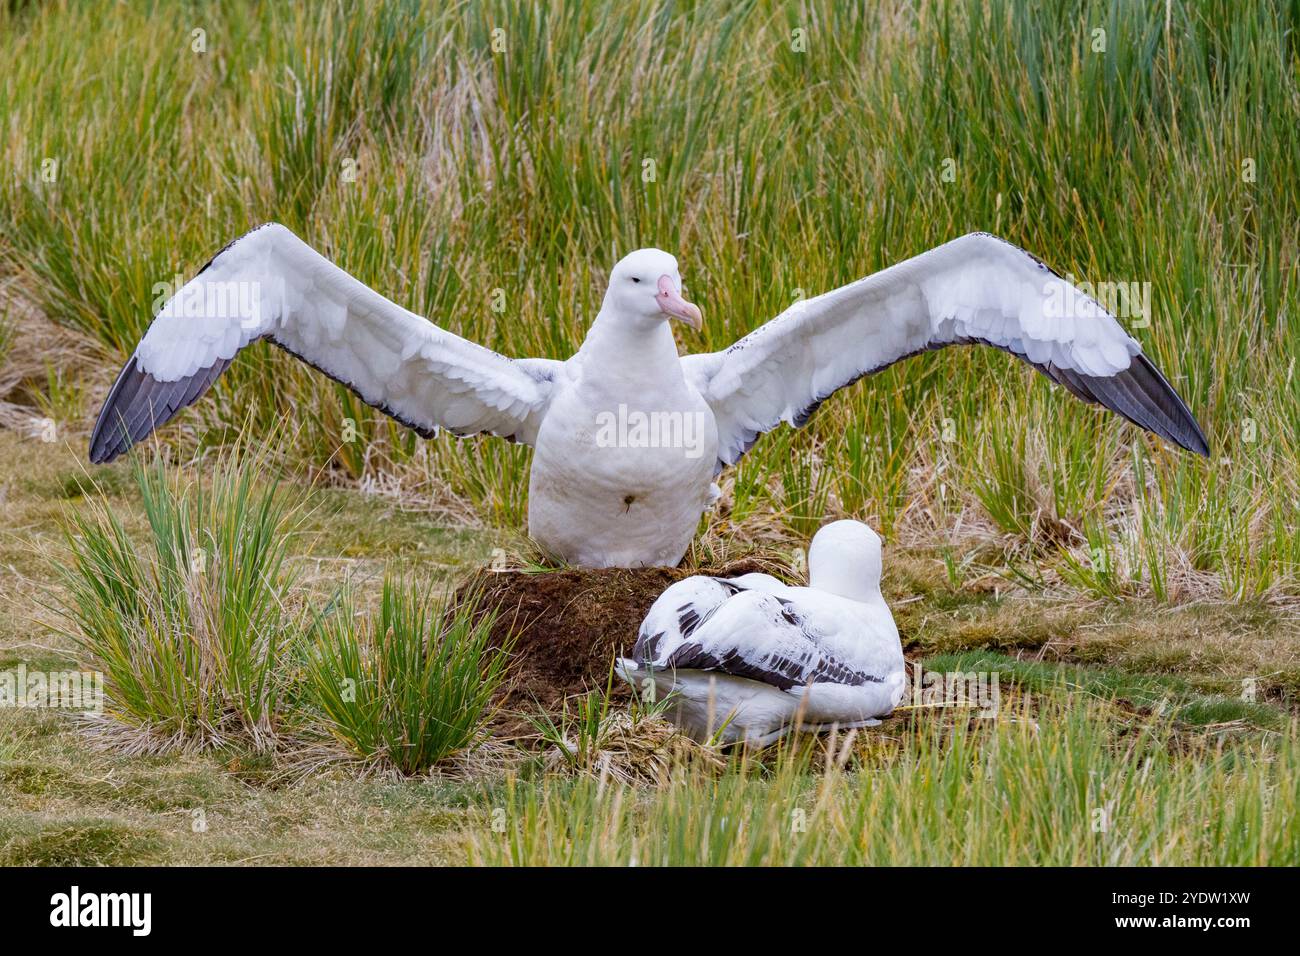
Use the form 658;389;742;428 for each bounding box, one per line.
617;520;907;746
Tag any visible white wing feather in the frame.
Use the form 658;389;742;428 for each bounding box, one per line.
683;232;1208;469
631;579;889;691
90;223;561;462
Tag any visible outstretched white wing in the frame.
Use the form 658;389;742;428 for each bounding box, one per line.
90;223;561;462
683;232;1208;470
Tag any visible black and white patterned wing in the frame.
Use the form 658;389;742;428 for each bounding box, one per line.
683;232;1208;470
90;223;561;462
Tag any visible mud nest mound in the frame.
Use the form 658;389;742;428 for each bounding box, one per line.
455;559;780;737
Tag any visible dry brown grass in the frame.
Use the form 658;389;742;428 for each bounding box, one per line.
539;710;727;786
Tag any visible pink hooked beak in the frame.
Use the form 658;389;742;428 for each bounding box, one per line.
656;274;703;331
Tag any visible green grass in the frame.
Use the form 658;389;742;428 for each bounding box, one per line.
52;445;517;773
0;305;15;369
57;450;306;751
0;0;1295;603
303;576;512;775
0;434;1295;865
922;649;1288;730
468;693;1300;866
0;818;165;867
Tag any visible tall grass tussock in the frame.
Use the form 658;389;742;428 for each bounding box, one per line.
58;452;305;752
57;448;516;770
303;578;512;775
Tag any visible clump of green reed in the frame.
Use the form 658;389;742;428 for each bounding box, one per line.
527;679;617;777
468;692;1300;866
302;577;511;775
58;452;304;752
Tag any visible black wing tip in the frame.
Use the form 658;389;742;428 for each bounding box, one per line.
957;238;1210;457
88;444;117;465
954;336;1209;457
87;355;232;465
1132;353;1210;457
89;226;288;465
1105;353;1210;457
1176;424;1211;457
88;354;142;464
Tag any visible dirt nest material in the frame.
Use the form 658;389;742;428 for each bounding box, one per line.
455;559;778;736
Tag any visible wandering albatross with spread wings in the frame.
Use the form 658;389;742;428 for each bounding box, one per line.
89;225;1208;567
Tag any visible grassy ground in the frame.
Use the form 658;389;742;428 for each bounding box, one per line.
1;0;1298;864
2;433;1296;865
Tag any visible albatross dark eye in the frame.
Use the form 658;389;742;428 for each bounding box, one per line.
630;276;641;283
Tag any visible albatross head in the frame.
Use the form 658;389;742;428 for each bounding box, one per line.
604;248;702;331
807;520;884;602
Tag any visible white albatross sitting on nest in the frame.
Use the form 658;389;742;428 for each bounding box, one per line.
89;225;1209;567
616;520;905;746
